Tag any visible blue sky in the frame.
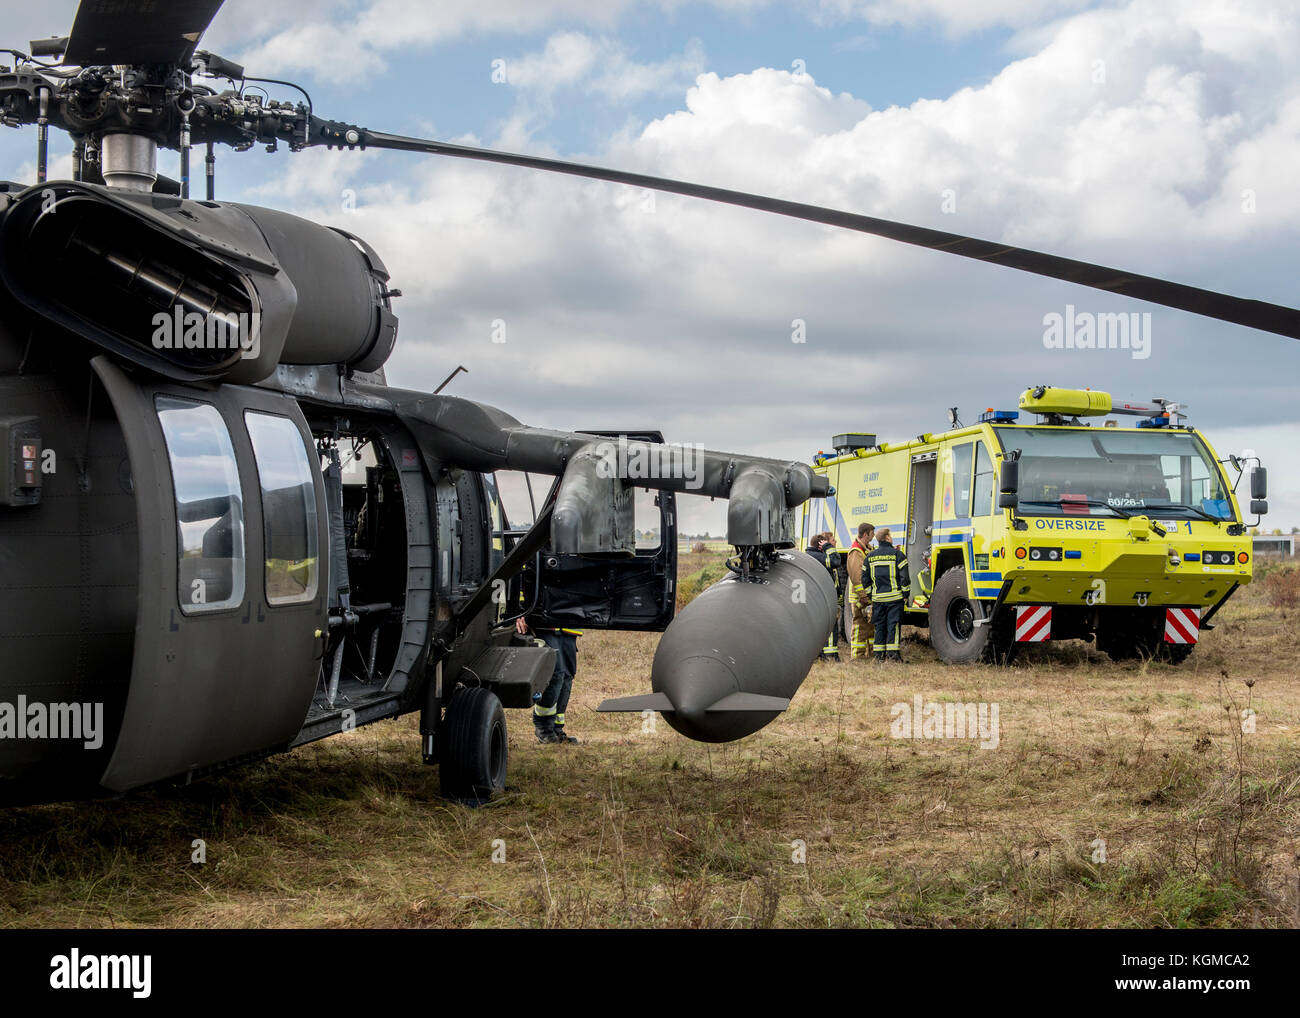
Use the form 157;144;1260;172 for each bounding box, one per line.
0;4;1024;198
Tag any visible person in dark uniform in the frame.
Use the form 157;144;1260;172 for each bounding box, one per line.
805;532;840;660
516;616;581;743
864;527;909;662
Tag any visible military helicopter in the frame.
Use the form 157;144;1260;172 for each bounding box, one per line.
0;0;1296;808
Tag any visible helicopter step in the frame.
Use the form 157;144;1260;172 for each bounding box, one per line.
292;691;404;748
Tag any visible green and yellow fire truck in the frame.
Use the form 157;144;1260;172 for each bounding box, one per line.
799;386;1269;665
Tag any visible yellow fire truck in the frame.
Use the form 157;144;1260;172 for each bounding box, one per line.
799;386;1268;664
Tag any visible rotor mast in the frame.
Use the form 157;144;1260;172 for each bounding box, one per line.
100;132;157;192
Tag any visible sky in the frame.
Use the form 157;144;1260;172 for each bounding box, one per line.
2;0;1297;535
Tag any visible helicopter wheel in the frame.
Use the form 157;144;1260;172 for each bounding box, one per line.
439;686;508;803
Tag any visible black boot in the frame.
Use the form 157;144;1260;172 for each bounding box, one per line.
533;713;562;744
873;651;886;662
887;651;904;663
553;724;579;744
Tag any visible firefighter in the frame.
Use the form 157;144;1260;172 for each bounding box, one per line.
845;522;875;659
865;527;909;662
515;616;582;743
806;532;840;660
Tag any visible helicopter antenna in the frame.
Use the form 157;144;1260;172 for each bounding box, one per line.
433;365;469;394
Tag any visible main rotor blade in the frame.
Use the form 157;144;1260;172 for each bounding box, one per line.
360;129;1300;341
63;0;225;66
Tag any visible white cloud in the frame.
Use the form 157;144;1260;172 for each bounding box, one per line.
9;0;1297;535
221;0;721;81
262;0;1297;533
496;31;707;104
212;0;1107;79
817;0;1098;34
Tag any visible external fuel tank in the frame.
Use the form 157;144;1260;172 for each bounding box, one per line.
598;550;836;742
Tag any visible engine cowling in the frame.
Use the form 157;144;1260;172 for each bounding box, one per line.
0;182;397;383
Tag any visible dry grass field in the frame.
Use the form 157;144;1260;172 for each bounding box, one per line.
2;557;1298;929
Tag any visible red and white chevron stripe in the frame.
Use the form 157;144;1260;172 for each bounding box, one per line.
1164;607;1200;644
1015;605;1052;642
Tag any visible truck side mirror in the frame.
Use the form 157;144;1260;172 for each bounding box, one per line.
1250;466;1267;500
1250;499;1268;516
999;458;1019;494
998;459;1019;510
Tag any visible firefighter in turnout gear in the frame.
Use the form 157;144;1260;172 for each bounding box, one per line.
845;522;875;659
865;527;909;662
516;617;582;743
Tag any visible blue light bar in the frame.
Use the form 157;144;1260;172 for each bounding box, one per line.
1064;549;1082;559
1184;552;1201;562
1136;415;1169;428
979;410;1020;423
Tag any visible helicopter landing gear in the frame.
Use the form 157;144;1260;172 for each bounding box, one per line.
438;685;508;803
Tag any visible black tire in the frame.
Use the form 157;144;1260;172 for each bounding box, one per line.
1160;642;1195;664
1096;610;1195;665
439;686;508;801
928;566;1016;665
1095;617;1142;660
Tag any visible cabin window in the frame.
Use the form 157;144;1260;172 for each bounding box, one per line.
635;488;662;551
972;443;995;517
245;412;320;606
947;442;974;518
156;396;246;614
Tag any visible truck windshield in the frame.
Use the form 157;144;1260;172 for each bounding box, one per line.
993;426;1234;520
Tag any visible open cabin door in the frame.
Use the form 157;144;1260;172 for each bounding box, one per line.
519;430;678;631
906;451;938;597
92;358;328;791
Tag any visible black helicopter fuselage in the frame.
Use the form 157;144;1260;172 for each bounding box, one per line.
0;180;832;806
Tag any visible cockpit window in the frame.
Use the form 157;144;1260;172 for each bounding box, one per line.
245;412;320;606
156;396;246;614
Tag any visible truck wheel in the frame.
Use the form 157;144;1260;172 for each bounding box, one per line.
1097;611;1195;665
928;567;1015;665
439;686;508;802
1095;615;1142;660
1158;642;1196;665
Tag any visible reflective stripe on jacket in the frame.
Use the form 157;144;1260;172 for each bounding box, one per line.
865;543;910;603
846;540;870;595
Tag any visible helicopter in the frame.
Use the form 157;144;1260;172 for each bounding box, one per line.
0;0;1296;807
